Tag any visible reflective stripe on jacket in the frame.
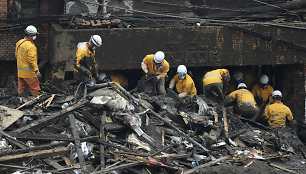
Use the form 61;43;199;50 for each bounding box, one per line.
15;38;39;78
73;42;97;72
173;74;197;96
203;69;228;86
263;102;293;127
142;54;169;75
226;89;257;108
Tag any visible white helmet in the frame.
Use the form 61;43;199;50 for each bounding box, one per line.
260;74;269;85
91;35;102;47
237;83;247;89
233;71;243;82
272;90;282;98
25;25;39;36
177;65;187;79
153;51;165;64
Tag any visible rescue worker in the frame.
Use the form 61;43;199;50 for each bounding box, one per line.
141;51;169;95
73;35;102;82
262;90;296;127
251;74;274;110
225;83;260;120
168;65;197;99
227;70;243;94
202;69;230;103
15;25;41;98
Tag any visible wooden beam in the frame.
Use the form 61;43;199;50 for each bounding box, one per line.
12;99;88;133
184;156;231;174
0;146;70;162
222;107;229;138
100;111;106;169
69;113;87;173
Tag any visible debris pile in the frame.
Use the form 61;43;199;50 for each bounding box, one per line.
0;81;305;174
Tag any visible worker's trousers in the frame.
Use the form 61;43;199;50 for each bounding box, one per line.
235;103;260;120
157;78;166;95
74;71;91;82
203;83;223;103
18;77;40;97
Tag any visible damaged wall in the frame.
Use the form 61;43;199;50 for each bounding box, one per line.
0;24;49;61
49;23;306;72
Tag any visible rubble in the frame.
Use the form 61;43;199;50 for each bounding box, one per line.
0;80;305;174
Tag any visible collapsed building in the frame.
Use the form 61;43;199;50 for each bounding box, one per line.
0;0;305;173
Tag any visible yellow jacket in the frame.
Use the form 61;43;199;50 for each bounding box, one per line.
73;42;97;72
226;89;257;108
173;74;197;96
263;101;293;127
251;84;274;107
142;55;169;75
203;69;229;86
15;38;39;78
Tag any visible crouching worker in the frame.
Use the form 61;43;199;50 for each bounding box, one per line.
202;69;230;103
141;51;169;95
262;90;296;128
168;65;197;99
73;35;102;83
225;83;260;120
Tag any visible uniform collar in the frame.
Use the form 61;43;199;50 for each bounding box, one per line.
24;37;33;43
273;100;282;104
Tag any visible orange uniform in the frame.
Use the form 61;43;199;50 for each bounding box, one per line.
15;37;40;96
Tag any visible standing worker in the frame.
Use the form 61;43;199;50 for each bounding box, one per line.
168;65;197;99
141;51;169;95
73;35;102;82
15;25;41;99
252;74;274;110
202;69;230;103
262;90;296;127
225;83;260;120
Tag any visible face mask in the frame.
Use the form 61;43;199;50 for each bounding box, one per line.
178;72;186;79
32;36;37;40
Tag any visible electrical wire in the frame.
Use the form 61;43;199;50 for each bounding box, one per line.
252;0;302;21
80;0;306;30
141;0;250;12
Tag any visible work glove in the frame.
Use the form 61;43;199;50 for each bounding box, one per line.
35;71;42;80
166;88;174;94
152;75;158;83
145;71;153;79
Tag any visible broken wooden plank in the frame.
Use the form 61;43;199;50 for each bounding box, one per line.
0;142;67;156
16;94;49;110
0;163;57;173
0;146;70;162
100;111;106;169
12;98;88;133
222;107;229;138
269;163;298;174
92;162;143;174
69;113;87;173
184;156;231;174
0;105;24;130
